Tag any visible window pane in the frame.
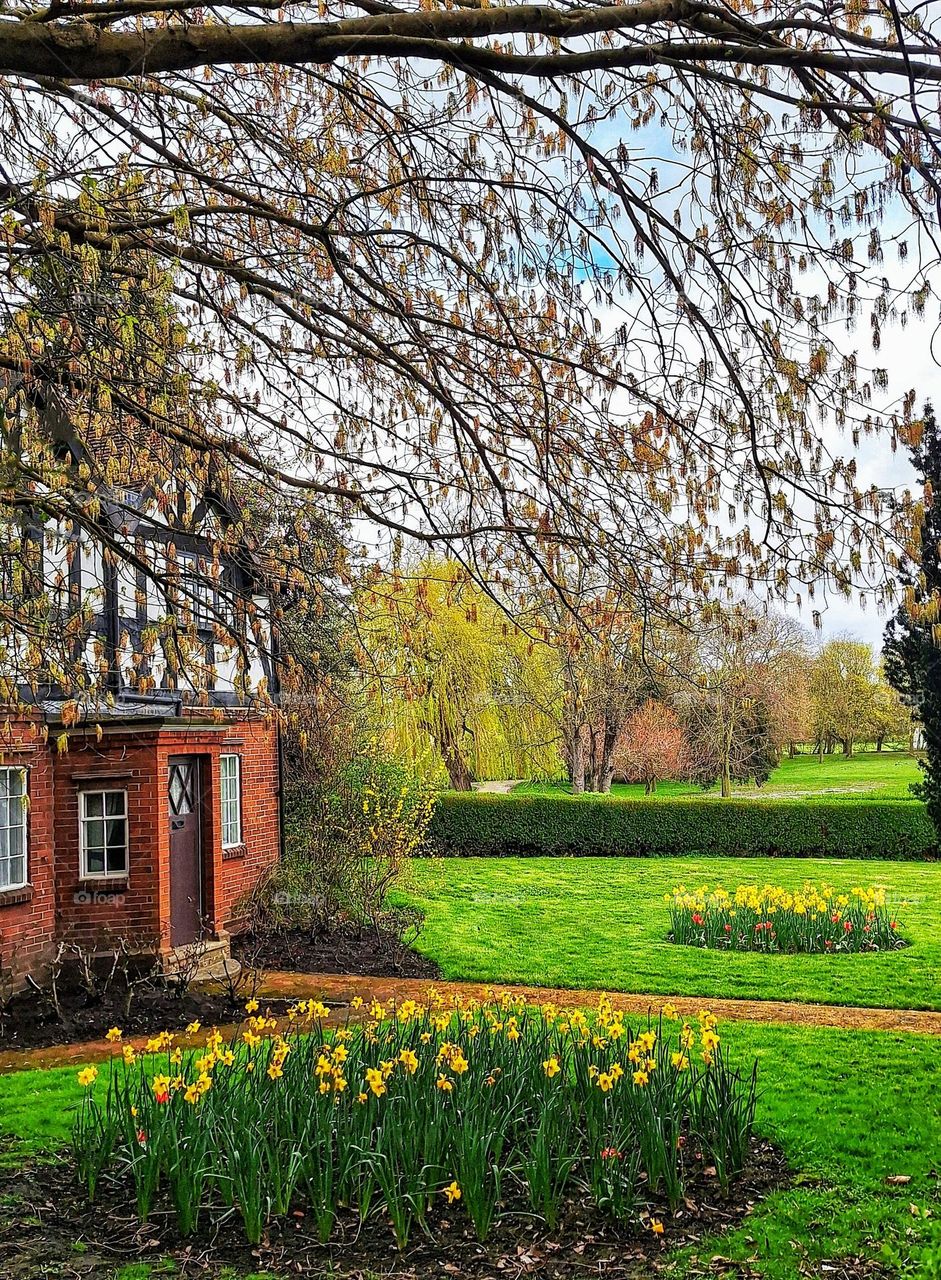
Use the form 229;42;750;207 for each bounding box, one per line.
106;842;127;874
105;819;125;846
85;846;105;875
220;756;240;844
105;792;125;816
84;819;105;849
8;818;23;860
9;854;25;886
84;793;104;818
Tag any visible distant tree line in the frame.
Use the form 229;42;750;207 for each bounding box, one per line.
351;557;913;794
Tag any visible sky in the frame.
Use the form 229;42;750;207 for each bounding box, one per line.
785;297;938;653
580;117;941;658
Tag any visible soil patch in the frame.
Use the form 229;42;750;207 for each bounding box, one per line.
0;1138;788;1280
233;922;442;979
0;983;292;1052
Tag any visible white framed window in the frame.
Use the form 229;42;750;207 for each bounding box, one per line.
220;754;242;847
80;789;128;878
0;767;28;891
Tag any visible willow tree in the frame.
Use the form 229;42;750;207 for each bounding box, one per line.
1;3;940;696
356;560;560;788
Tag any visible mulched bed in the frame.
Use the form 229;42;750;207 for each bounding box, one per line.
232;922;442;979
0;1137;790;1280
0;983;285;1052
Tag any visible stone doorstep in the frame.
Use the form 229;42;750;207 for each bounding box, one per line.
163;940;241;984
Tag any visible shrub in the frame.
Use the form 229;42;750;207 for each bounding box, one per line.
667;883;907;953
250;744;436;936
429;793;937;859
72;995;757;1248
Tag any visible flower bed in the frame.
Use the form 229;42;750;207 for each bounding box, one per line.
668;883;907;953
72;993;758;1248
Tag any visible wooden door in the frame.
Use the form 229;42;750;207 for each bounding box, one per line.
168;755;203;947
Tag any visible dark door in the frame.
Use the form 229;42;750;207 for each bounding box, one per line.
168;756;203;947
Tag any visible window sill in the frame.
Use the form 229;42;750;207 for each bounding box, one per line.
76;876;128;890
0;884;33;908
222;843;248;861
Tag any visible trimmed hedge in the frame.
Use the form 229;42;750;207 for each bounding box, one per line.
429;793;938;860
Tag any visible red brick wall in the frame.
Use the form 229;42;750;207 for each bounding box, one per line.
53;729;163;950
0;717;56;983
214;717;281;935
0;711;280;985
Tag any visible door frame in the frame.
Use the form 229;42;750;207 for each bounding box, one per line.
167;754;206;947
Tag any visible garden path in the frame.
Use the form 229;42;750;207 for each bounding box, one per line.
2;973;940;1074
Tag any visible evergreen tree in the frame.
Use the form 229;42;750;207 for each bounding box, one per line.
884;402;941;837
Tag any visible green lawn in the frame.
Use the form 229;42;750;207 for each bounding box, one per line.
513;749;923;803
397;855;941;1009
1;1025;938;1279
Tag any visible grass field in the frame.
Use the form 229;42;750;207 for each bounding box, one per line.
397;855;941;1009
1;1023;938;1279
512;749;923;803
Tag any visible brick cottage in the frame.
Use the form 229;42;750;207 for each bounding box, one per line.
0;423;284;986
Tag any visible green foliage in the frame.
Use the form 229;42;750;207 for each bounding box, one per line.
885;402;941;837
358;559;561;787
255;744;436;933
429;793;936;860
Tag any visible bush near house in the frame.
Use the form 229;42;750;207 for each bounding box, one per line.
429;794;937;859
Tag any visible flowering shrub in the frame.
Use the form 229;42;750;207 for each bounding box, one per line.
254;742;436;936
668;883;907;953
72;993;757;1247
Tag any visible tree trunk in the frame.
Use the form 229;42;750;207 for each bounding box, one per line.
571;729;586;795
720;718;733;798
585;724;604;792
597;715;620;794
789;741;797;758
842;738;852;757
437;724;476;791
876;734;885;752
